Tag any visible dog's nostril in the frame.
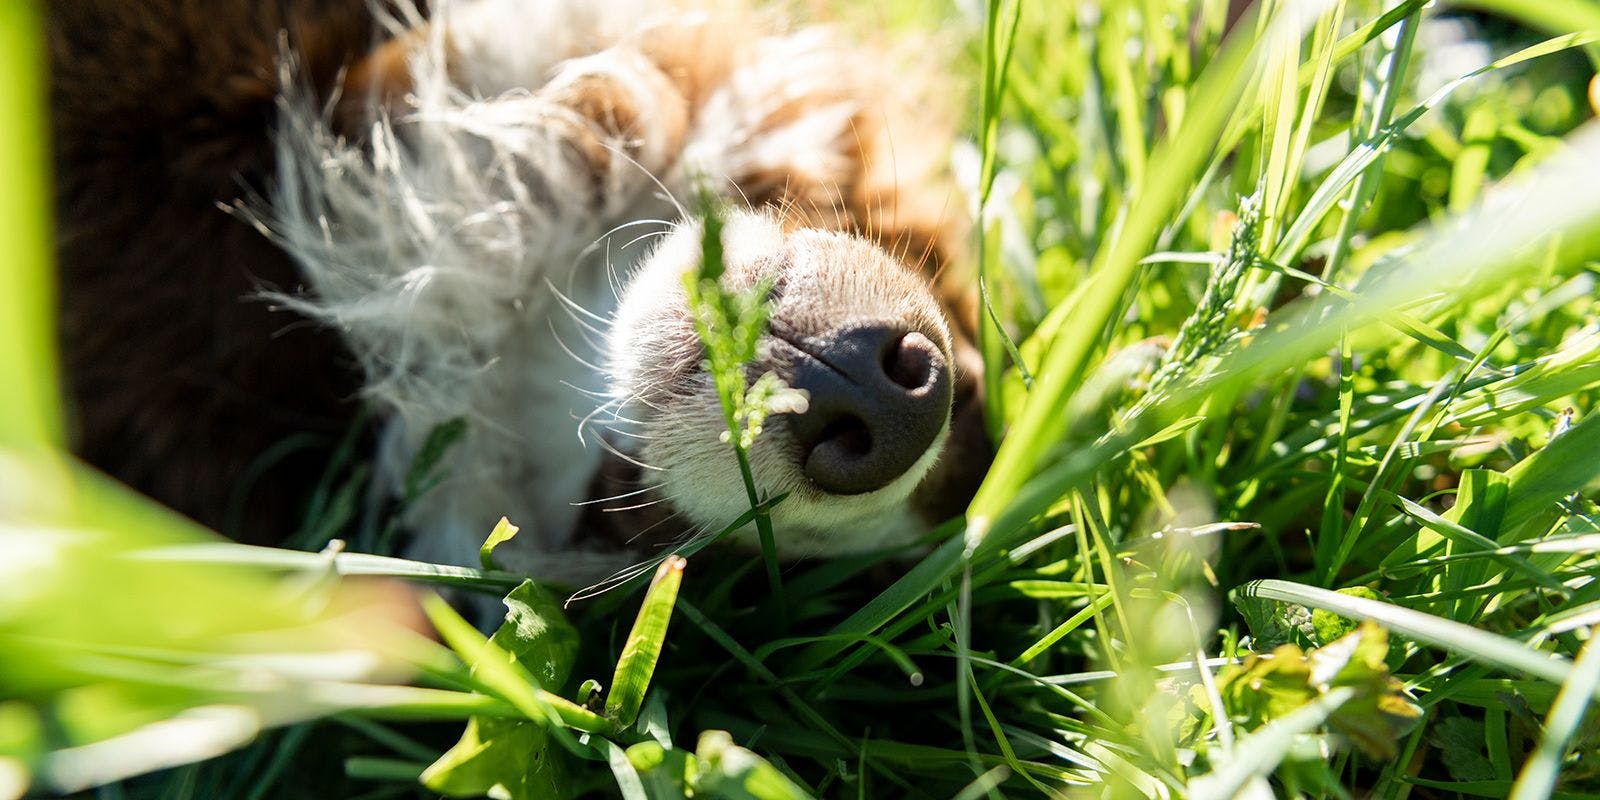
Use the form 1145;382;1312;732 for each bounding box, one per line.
784;324;953;496
816;417;872;457
884;331;938;391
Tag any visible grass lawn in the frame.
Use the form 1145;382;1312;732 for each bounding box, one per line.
5;0;1600;797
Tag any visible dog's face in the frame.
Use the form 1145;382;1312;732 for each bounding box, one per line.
607;211;979;554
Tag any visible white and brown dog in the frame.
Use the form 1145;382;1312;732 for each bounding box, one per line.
52;0;990;585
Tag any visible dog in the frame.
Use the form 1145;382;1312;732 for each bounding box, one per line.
51;0;991;585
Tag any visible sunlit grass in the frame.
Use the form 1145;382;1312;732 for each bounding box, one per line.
0;0;59;447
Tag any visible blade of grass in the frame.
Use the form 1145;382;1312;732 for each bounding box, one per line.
134;543;526;593
976;0;1030;437
1498;409;1600;539
809;113;1600;669
695;730;819;799
677;603;859;737
684;200;789;628
1010;590;1117;666
606;556;685;727
0;0;59;448
1273;31;1599;267
1453;0;1600;64
968;1;1310;530
1508;627;1600;800
421;595;614;736
1240;580;1587;692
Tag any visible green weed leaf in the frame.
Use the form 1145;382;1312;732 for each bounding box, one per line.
627;741;699;798
493;580;580;690
1311;587;1382;645
1233;593;1317;649
1313;622;1424;760
479;517;521;572
421;717;567;800
421;583;585;799
1214;622;1421;763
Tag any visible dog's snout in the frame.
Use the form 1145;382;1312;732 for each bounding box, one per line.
786;324;952;495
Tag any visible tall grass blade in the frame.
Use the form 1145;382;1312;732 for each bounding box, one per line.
606;556;685;727
1239;580;1583;691
1508;627;1600;799
0;0;59;447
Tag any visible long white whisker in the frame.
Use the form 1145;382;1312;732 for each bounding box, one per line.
561;309;611;352
620;229;674;251
661;520;720;552
598;435;663;471
605;239;626;304
627;509;687;544
551;294;608;337
548;319;607;372
561;379;612;399
580;217;680;259
567;554;670;604
603;497;672;513
602;385;665;414
545;278;613;326
600;409;649;425
570;482;667;506
575;396;627;445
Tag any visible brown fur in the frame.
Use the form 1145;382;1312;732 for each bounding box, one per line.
50;1;387;541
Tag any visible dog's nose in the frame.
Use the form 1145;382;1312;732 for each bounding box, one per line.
786;324;952;495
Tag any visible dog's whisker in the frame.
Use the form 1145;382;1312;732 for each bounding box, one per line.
561;379;612;399
553;305;611;351
548;321;607;373
605;241;626;304
545;278;612;326
601;496;671;513
620;230;673;252
582;218;681;259
626;509;688;545
570;482;666;506
598;436;664;472
552;298;609;338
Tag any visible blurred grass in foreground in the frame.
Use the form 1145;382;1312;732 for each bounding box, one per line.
0;0;58;446
1;5;446;797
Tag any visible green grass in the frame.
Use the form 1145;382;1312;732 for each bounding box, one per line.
6;0;1600;797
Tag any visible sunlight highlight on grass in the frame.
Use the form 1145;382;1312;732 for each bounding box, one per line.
0;0;60;447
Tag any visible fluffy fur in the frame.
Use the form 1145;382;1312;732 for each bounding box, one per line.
54;0;989;585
